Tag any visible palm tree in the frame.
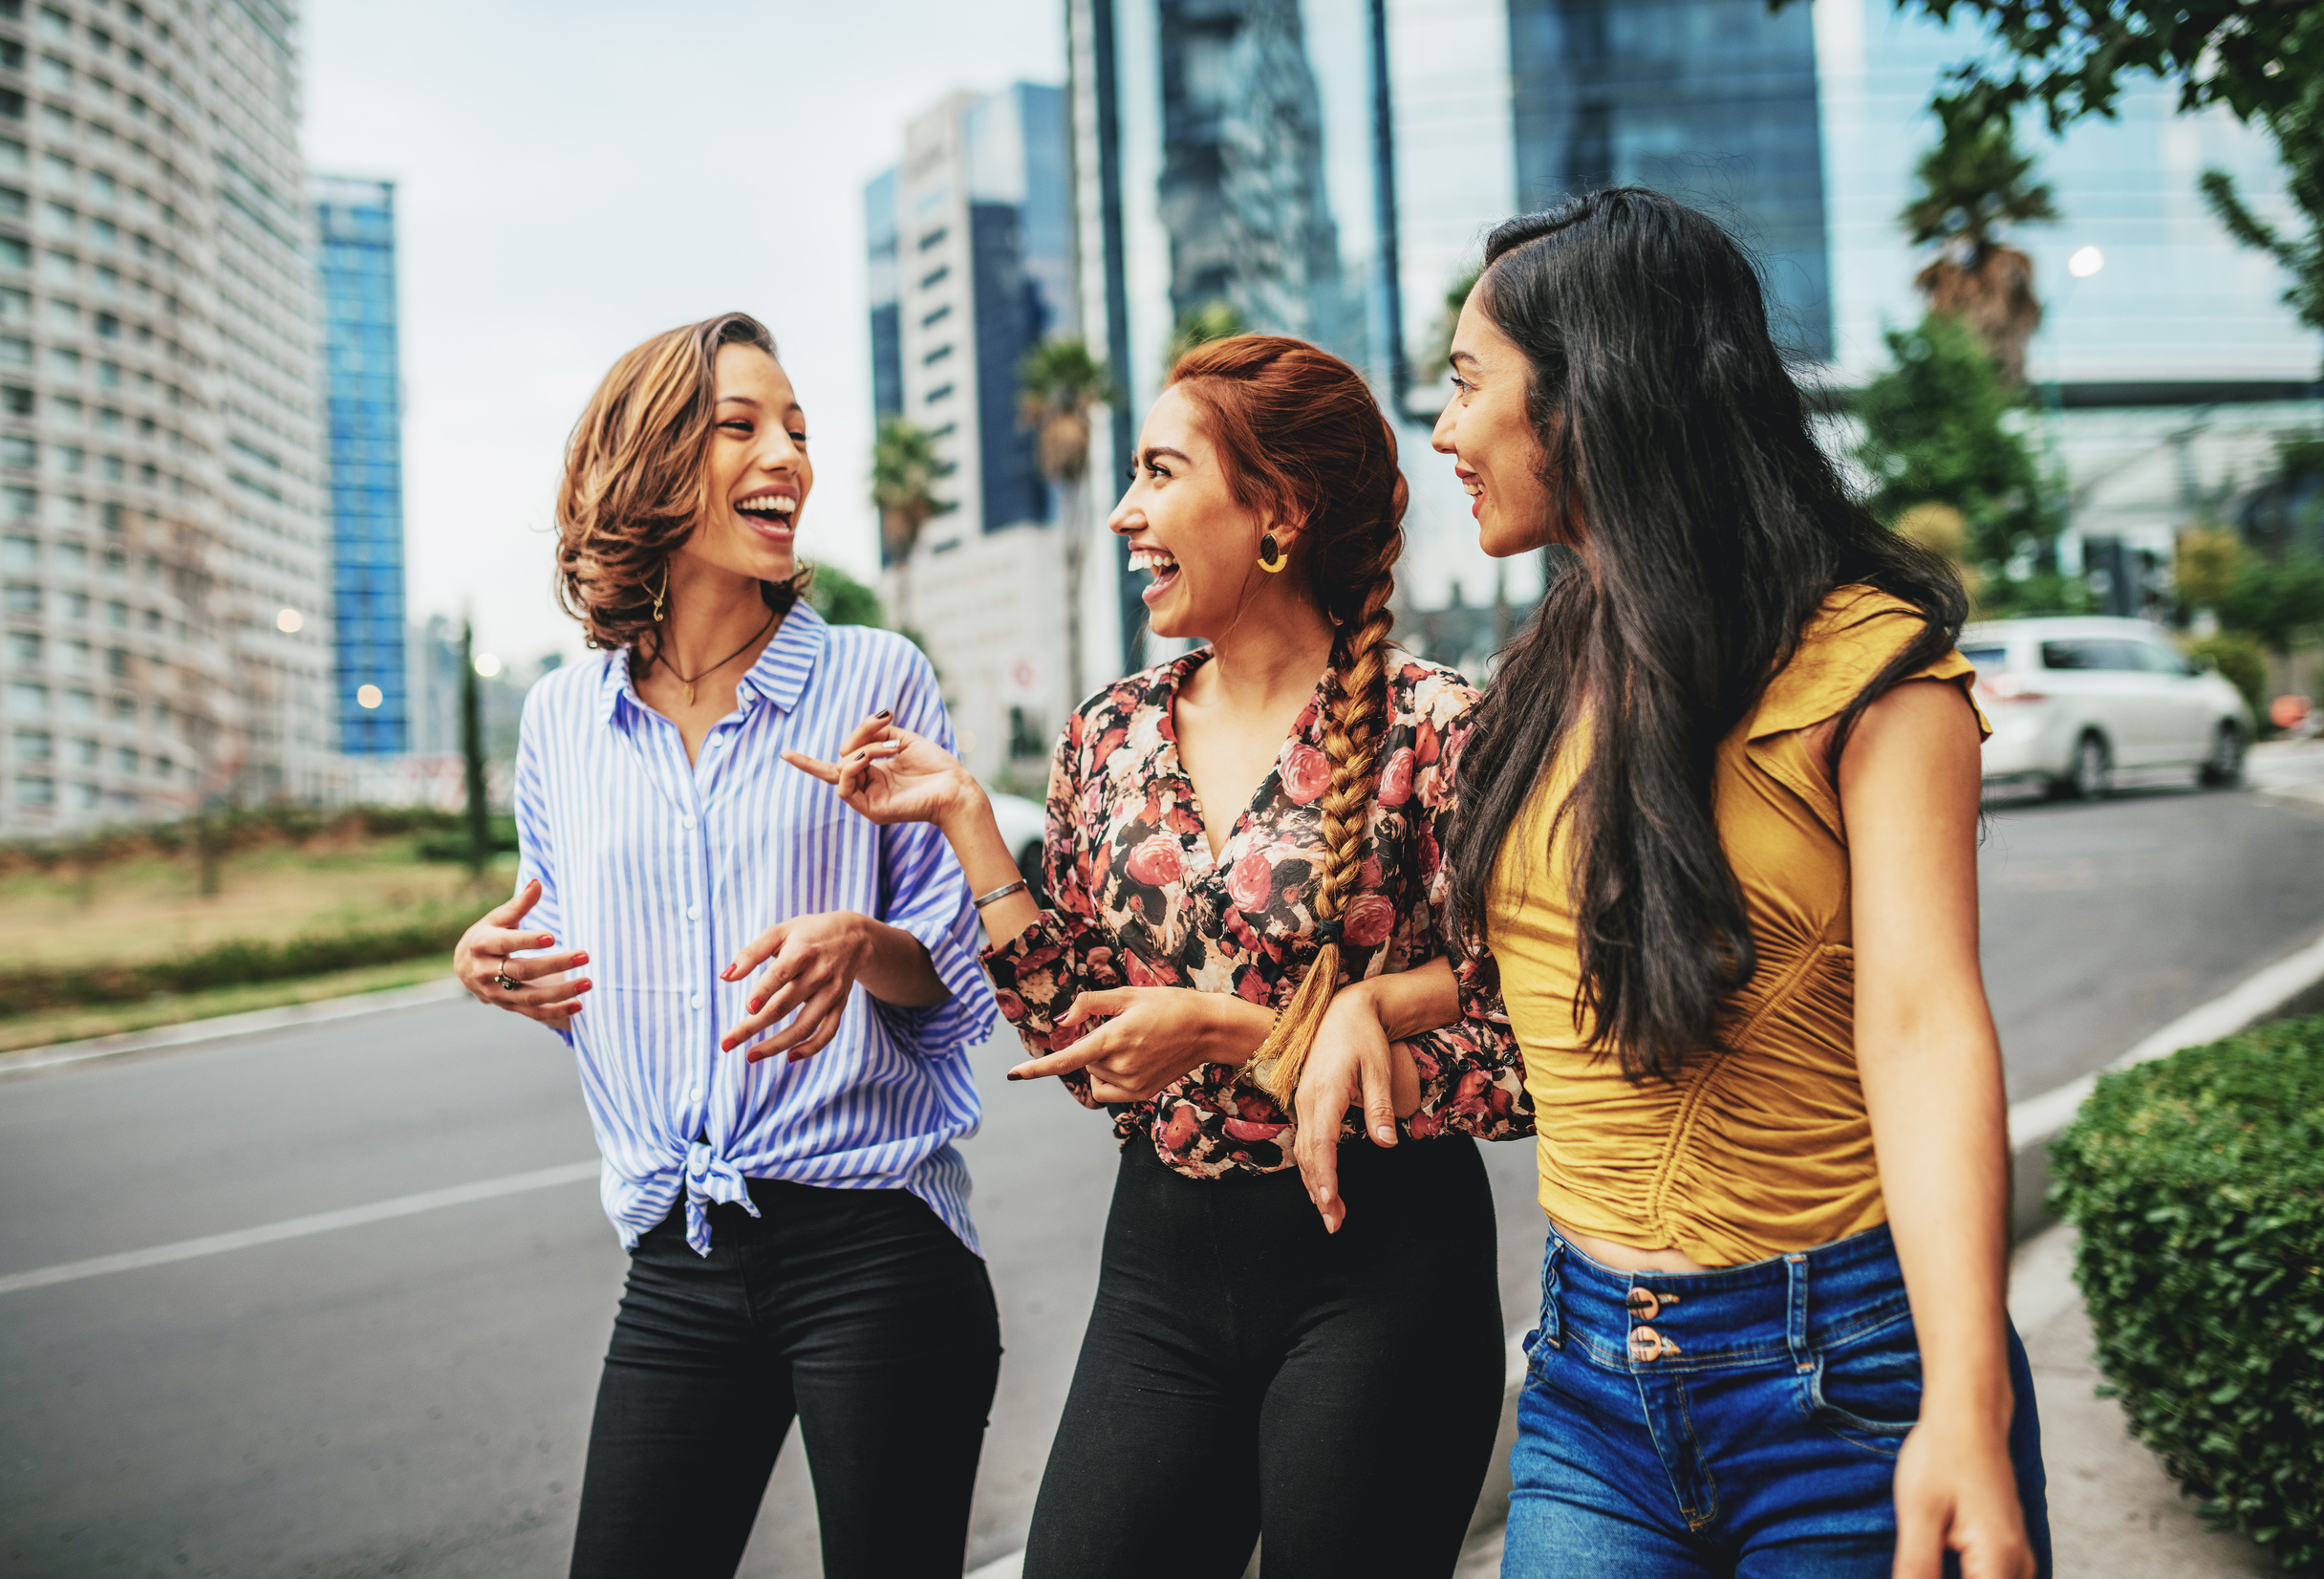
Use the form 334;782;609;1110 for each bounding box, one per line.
1018;336;1115;708
1901;108;2059;383
869;417;953;635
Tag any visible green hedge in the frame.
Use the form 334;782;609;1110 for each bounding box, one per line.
2051;1015;2324;1571
0;912;469;1017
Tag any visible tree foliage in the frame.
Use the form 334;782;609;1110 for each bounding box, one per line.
1775;1;2324;357
807;563;883;629
1017;336;1113;487
869;417;955;566
1420;263;1482;391
1855;314;2055;574
1902;108;2058;381
1165;299;1247;367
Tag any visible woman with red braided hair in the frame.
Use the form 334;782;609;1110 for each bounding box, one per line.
785;334;1530;1577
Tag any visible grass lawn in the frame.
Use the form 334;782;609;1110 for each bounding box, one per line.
0;834;514;972
0;952;458;1055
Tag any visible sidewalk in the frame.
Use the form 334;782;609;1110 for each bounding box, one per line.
2249;736;2324;811
1452;1223;2277;1578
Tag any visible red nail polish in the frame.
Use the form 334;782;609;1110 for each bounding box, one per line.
573;952;589;965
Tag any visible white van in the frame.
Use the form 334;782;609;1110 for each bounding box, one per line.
1958;616;2252;797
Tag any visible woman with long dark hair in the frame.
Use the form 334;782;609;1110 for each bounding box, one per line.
450;313;1000;1578
1431;191;2050;1576
787;335;1529;1578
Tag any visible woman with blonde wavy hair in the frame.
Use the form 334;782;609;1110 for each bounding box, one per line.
450;312;1001;1579
788;334;1531;1578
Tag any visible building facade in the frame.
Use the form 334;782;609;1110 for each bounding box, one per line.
865;82;1083;786
312;173;403;753
1066;0;2321;675
0;0;334;834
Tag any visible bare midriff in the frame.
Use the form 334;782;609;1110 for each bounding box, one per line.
1553;1221;1717;1275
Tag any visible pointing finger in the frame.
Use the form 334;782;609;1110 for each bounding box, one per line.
781;749;843;786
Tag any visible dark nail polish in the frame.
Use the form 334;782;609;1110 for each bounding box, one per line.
873;709;892;721
1005;1071;1023;1082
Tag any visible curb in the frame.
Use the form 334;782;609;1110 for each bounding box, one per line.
0;976;468;1078
2005;925;2324;1242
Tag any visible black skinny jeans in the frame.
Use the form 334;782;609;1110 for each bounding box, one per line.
569;1176;1001;1579
1025;1134;1507;1579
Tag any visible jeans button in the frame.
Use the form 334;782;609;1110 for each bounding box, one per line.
1628;1326;1682;1364
1627;1287;1662;1321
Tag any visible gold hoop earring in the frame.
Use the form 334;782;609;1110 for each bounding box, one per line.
1257;532;1286;574
650;562;670;622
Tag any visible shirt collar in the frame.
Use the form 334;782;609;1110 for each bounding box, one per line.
594;597;828;727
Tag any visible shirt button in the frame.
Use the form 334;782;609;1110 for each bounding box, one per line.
686;903;699;921
687;1085;700;1102
680;814;696;832
689;991;702;1010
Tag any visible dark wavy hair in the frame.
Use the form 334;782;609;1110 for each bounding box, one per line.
1448;189;1968;1082
553;311;807;655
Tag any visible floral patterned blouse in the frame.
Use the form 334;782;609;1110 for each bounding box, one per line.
980;646;1532;1180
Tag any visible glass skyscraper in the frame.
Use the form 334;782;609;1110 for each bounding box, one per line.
1066;0;2319;667
312;176;406;754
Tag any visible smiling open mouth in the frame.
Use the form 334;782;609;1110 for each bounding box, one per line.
1130;546;1179;601
737;493;797;527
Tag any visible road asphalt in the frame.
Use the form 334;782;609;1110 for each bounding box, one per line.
2;773;2320;1577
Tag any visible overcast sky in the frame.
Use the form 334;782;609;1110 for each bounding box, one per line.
301;0;1068;666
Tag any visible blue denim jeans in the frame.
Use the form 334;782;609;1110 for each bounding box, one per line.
1502;1224;2051;1577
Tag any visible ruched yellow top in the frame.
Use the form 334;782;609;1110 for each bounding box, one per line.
1485;586;1987;1265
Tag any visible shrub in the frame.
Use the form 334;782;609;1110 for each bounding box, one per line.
2188;632;2269;727
2050;1016;2324;1571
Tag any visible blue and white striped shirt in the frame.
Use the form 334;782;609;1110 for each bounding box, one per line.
512;603;997;1257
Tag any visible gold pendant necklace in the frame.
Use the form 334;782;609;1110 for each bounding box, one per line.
656;608;777;706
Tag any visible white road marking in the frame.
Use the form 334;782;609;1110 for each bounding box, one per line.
0;1158;599;1297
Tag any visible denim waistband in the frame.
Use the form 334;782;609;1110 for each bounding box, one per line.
1537;1222;1909;1375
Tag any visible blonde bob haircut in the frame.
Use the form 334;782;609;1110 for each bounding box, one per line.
553;311;808;655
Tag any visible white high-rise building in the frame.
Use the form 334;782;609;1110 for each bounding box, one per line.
866;84;1098;789
0;0;331;833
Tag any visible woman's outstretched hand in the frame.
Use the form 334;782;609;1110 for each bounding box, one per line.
455;878;591;1027
1006;987;1274;1103
782;713;979;831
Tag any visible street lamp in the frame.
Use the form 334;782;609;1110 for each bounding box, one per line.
2068;245;2105;279
355;683;382;709
473;652;502;679
274;607;302;633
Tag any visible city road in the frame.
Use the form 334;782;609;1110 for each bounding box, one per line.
3;775;2321;1577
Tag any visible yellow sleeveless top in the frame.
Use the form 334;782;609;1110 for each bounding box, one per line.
1484;586;1987;1265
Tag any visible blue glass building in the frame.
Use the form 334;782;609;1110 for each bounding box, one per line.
312;176;409;753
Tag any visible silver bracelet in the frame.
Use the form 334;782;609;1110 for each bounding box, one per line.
971;877;1028;911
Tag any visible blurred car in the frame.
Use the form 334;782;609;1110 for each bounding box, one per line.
1960;616;2252;798
986;786;1049;896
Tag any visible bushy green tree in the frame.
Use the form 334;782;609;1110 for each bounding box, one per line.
1771;1;2324;367
1855;314;2056;574
807;563;883;628
2219;553;2324;659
